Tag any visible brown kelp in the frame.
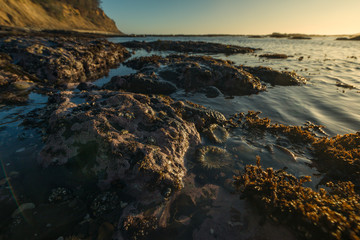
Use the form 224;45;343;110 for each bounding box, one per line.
229;111;360;189
234;157;360;240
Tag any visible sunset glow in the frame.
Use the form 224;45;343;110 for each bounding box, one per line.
102;0;360;35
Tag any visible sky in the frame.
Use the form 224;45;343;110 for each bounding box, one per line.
101;0;360;35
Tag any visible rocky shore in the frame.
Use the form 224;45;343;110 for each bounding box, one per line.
0;35;130;104
336;35;360;41
0;35;359;240
119;54;306;97
121;40;259;54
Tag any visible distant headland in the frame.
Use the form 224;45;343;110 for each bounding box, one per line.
0;0;123;34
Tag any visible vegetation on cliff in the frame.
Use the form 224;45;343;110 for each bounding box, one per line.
0;0;121;33
32;0;102;15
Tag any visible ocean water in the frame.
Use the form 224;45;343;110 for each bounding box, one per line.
111;36;360;136
0;36;359;239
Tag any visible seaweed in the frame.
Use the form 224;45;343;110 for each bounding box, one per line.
231;111;360;191
234;157;360;240
312;133;360;187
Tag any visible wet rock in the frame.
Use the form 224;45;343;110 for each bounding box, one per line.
104;73;177;94
126;54;266;96
124;55;166;70
337;36;360;41
0;36;130;104
0;53;35;104
90;192;120;217
198;86;222;98
39;91;202;194
243;66;307;86
289;36;312;40
77;82;99;91
169;60;264;95
269;33;289;38
10;81;33;91
259;53;289;59
121;40;259;54
0;36;130;85
179;101;227;130
203;124;229;144
0;91;30;104
336;81;356;89
247;35;264;38
123;215;158;240
269;33;311;40
336;37;350;41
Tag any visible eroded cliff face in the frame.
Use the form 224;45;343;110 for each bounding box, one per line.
0;0;122;33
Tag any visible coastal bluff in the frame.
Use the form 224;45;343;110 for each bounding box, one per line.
0;0;122;34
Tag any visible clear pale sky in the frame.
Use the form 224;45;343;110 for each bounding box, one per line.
101;0;360;35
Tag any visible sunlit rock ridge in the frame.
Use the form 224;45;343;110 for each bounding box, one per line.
0;0;122;34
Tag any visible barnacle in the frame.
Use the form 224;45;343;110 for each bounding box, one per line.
123;215;158;240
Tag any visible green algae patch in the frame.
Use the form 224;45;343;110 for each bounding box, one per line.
234;157;360;240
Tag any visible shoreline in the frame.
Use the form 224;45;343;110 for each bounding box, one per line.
2;25;359;40
0;33;359;239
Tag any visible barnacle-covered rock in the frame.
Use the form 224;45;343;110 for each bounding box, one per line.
104;73;177;95
0;36;130;85
259;53;289;59
90;192;120;217
48;187;73;203
123;215;158;240
125;54;266;96
178;101;227;131
0;53;35;104
243;66;307;86
39;91;206;198
124;55;168;70
198;86;222;98
121;40;258;54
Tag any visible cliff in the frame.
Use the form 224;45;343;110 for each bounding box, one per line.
0;0;122;34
